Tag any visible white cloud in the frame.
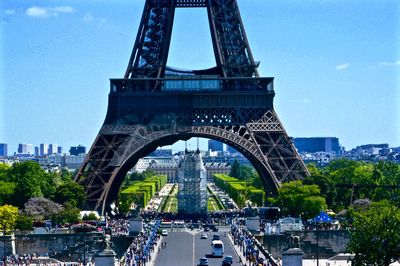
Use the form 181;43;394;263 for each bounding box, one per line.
26;6;75;18
379;60;400;66
335;63;350;71
26;7;48;17
5;9;16;15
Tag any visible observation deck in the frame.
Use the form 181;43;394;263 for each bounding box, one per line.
110;76;274;93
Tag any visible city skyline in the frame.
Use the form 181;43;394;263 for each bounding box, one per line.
1;0;399;154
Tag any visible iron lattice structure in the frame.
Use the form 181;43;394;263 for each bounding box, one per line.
75;0;309;213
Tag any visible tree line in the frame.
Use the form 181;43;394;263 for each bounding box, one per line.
0;161;86;230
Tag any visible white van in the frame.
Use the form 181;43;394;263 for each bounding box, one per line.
211;240;224;257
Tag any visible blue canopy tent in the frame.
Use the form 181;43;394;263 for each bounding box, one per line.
312;211;333;223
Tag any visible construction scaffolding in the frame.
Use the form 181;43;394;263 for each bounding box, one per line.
177;149;208;214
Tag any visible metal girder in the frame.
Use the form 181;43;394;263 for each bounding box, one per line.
124;0;258;79
76;1;309;213
207;0;259;77
246;110;310;183
176;0;206;7
124;0;175;79
76;106;308;213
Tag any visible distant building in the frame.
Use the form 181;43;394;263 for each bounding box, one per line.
300;152;336;166
40;143;49;156
356;144;389;150
204;162;230;182
392;146;400;153
294;137;341;155
132;158;153;173
64;154;86;169
57;146;63;154
37;154;64;168
208;140;224;152
344;143;393;162
69;145;86;156
18;143;33;155
147;157;178;182
226;145;238;154
34;146;40;156
177;150;208;214
48;144;58;155
149;149;172;157
0;143;7;157
203;153;250;165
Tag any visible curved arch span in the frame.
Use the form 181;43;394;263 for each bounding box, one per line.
102;129;279;214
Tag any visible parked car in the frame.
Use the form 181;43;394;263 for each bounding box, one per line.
199;257;209;265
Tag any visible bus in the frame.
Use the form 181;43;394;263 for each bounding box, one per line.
211;240;224;257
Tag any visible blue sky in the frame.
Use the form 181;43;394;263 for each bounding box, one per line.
1;0;399;155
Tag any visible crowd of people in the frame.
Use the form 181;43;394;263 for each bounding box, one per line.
121;222;160;266
1;254;36;266
0;254;81;266
140;209;246;225
107;219;130;236
231;220;277;266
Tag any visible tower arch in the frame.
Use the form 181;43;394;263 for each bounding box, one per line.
75;0;309;214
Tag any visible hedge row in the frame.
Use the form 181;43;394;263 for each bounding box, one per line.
119;175;168;213
207;186;225;211
213;174;265;207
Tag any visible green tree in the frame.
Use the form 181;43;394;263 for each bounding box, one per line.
347;201;400;266
0;205;19;232
129;172;146;181
306;163;321;176
326;159;360;210
268;180;327;219
8;161;54;207
15;215;33;231
142;169;156;178
303;175;336;208
373;161;400;204
59;168;74;182
230;159;241;179
82;213;98;221
52;203;81;225
0;163;11;181
251;176;263;189
240;165;254;181
0;181;16;205
53;181;86;208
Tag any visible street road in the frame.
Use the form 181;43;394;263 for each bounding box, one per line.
154;229;242;266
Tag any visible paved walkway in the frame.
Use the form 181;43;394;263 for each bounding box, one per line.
227;232;247;265
146;235;163;266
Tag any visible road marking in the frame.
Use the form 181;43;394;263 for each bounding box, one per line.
192;234;195;266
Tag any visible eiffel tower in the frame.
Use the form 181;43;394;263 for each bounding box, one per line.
75;0;309;213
